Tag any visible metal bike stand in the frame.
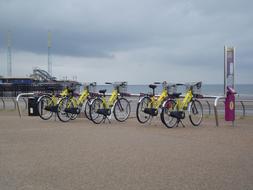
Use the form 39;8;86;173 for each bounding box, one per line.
16;93;35;118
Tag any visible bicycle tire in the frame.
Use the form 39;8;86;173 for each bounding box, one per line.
189;99;203;126
69;98;78;121
37;95;53;120
113;97;131;122
84;99;92;120
57;97;72;122
90;98;105;124
161;99;177;128
136;96;151;124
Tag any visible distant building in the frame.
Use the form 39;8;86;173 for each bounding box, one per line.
0;70;80;97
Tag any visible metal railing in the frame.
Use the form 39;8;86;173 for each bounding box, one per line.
1;93;252;125
0;97;17;110
16;93;35;118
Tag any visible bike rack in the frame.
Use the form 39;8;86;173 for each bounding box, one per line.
213;96;226;127
206;100;211;116
4;91;253;126
16;93;35;118
22;97;28;110
238;100;253;118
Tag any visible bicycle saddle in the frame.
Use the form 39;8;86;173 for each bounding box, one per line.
99;89;107;94
172;93;182;98
149;84;157;89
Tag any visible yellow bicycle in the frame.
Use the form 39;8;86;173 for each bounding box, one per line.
57;82;97;122
136;81;176;124
37;87;70;120
89;82;131;124
161;82;203;128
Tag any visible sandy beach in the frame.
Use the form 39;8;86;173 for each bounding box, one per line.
0;110;253;190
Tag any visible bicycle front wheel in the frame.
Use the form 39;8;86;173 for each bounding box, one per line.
90;98;105;124
37;95;53;120
136;96;151;124
161;99;177;128
189;99;203;126
57;97;72;122
69;98;78;121
113;98;131;122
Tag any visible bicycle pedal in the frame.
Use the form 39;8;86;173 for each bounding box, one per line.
144;108;158;116
45;105;58;113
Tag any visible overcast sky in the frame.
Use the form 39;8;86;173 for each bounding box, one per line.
0;0;252;84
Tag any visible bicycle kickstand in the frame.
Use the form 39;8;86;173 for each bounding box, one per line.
148;116;153;125
102;116;111;124
176;119;185;128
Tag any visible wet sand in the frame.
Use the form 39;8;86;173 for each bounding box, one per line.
0;111;253;190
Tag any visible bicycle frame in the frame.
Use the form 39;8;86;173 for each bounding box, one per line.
101;89;118;109
175;89;193;110
139;87;168;109
150;88;168;109
65;88;91;109
37;87;70;106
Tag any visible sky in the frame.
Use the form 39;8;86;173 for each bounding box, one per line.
0;0;252;84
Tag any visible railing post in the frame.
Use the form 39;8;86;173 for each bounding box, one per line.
214;96;225;127
206;100;211;116
240;101;245;118
12;97;16;110
1;97;5;110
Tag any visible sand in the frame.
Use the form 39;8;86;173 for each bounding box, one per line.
0;111;253;190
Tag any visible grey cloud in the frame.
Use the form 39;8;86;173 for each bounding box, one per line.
0;0;252;83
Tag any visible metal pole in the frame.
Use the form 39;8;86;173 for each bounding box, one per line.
214;96;225;127
48;31;52;76
224;46;227;96
7;30;12;77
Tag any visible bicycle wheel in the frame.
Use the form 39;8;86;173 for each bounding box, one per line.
189;99;203;126
90;98;105;124
57;97;72;122
84;99;92;120
161;99;177;128
37;95;53;120
113;97;131;122
69;98;78;121
136;96;151;123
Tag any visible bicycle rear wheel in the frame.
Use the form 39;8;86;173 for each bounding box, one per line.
57;97;72;122
37;95;53;120
113;97;131;122
189;99;203;126
84;99;92;120
90;98;105;124
161;99;177;128
136;96;151;123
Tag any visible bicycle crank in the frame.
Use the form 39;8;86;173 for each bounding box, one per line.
64;107;80;114
96;108;111;116
144;108;158;116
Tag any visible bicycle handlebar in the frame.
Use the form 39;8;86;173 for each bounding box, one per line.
89;82;97;86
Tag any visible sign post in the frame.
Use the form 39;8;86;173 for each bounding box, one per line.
224;46;236;126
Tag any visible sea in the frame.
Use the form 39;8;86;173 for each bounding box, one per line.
95;84;253;98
